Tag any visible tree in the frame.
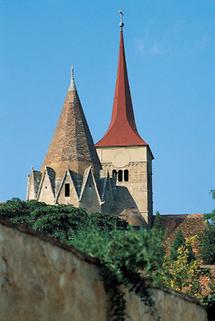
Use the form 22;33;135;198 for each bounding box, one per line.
0;198;46;221
153;211;162;230
170;229;195;262
161;246;205;298
200;190;215;264
170;230;186;260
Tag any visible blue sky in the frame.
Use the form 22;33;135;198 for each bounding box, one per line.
0;0;214;214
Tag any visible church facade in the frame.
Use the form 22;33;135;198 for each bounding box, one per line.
27;22;154;226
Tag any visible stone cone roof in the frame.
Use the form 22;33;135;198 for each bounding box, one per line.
96;29;148;147
41;80;102;178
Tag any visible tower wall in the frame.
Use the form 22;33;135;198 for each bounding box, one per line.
96;146;153;224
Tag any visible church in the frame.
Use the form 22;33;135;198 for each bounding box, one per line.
27;17;154;226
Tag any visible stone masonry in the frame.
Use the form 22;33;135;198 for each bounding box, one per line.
0;219;208;321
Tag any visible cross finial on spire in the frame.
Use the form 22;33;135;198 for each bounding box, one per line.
119;10;124;30
69;65;75;91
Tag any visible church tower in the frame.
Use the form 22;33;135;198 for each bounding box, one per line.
27;69;115;214
26;15;153;226
96;16;154;224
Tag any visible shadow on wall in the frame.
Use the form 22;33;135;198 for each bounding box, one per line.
114;186;146;226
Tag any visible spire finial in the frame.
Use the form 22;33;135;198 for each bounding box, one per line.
69;65;75;91
119;10;124;30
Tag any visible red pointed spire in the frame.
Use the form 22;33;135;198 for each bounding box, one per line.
96;26;148;147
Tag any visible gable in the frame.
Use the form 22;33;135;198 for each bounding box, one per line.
55;170;79;207
37;168;55;204
79;167;101;213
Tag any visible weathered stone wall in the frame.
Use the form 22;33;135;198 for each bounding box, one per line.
0;220;208;321
97;145;153;223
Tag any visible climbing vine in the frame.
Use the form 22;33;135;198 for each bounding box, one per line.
0;198;214;320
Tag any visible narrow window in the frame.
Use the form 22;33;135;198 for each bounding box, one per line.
124;170;129;182
65;183;70;197
112;170;117;177
118;170;123;182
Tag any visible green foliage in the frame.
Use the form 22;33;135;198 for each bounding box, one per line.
0;198;214;319
83;212;128;231
30;205;88;238
71;225;164;320
170;230;186;260
210;189;215;201
0;199;164;320
71;226;164;282
200;189;215;264
169;230;195;262
201;284;215;321
0;199;128;241
153;211;162;230
0;198;46;222
160;245;204;297
200;225;215;264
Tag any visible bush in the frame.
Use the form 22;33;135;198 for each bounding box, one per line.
0;199;128;241
0;198;46;222
71;226;165;285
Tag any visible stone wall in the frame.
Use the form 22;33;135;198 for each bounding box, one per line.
96;145;153;224
0;219;208;321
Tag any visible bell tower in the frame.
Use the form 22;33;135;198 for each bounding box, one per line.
96;14;154;224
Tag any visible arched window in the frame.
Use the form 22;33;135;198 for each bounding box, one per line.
118;170;123;182
112;170;117;177
124;170;129;182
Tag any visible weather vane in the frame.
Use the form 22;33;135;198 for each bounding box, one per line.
119;10;124;29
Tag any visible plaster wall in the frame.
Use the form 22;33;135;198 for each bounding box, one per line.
27;174;36;200
38;172;55;205
0;220;208;321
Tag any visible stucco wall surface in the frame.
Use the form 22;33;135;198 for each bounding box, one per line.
0;220;208;321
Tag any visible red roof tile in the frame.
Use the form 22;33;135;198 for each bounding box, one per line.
96;30;148;147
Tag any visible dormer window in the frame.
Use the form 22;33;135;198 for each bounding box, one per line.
65;183;70;197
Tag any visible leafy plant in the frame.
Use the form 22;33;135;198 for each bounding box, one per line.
0;198;214;320
200;190;215;264
170;230;195;262
70;225;165;320
160;246;203;297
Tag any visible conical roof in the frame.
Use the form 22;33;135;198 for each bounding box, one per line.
96;28;148;147
41;70;102;177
